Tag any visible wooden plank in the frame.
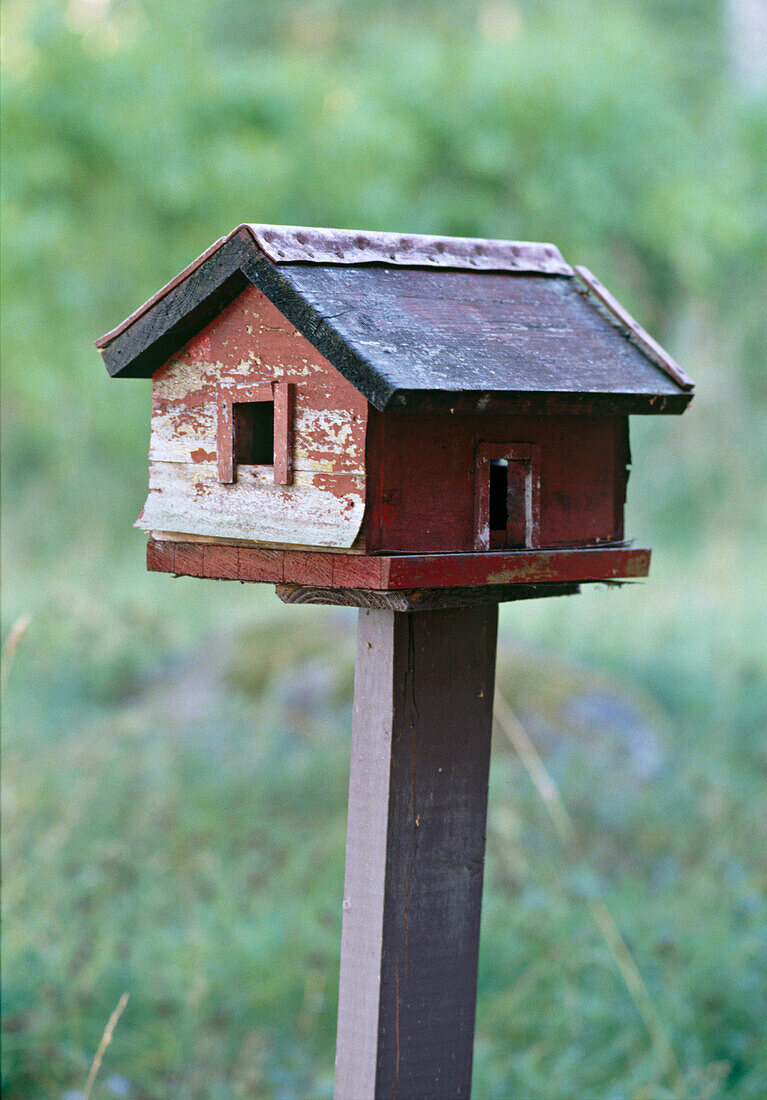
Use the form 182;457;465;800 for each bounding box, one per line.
98;230;254;377
273;263;690;403
505;458;529;547
100;230;693;413
148;529;366;553
335;606;498;1098
373;412;627;553
383;546;650;589
97;225;571;356
574;266;695;390
246;258;689;414
146;538;176;574
201;545;241;581
335;611;396;1099
273;381;295;485
174;542;205;578
136;462;365;549
613;417;630;541
146;540;650;588
216;386;235;482
283;550;334;587
150;401;366;472
276;583;580;610
382;390;691;416
331;554;385;589
362;406;385;551
235;548;283;583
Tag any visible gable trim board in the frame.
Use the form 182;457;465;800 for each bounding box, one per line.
96;225;693;415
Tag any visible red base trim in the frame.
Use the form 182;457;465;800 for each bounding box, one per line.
147;540;650;589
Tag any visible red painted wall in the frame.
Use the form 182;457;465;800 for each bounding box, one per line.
365;410;629;553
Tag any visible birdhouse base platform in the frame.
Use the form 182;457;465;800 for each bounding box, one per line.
147;538;650;593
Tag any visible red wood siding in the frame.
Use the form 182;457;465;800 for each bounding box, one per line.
365;411;629;553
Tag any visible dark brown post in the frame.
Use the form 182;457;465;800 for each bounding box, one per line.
335;604;498;1099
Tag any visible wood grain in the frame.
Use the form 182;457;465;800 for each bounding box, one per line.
141;283;368;548
473;442;541;551
215;381;273;483
574;266;694;390
381;546;649;588
263;262;690;408
276;583;580;610
147;539;650;588
368;412;628;553
99;227;693;414
137;463;365;549
273;381;294;485
98;231;253;377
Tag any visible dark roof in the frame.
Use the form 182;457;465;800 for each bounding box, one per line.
96;224;694;414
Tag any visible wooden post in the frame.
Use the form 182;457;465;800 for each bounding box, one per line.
335;604;498;1099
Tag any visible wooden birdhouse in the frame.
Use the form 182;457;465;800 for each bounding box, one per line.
97;224;694;608
97;226;694;1098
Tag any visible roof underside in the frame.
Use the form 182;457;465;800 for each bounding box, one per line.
96;224;693;414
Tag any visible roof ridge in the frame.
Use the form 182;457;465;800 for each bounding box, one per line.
241;224;573;275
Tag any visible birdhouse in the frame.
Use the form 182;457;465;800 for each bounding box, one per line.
97;225;695;1098
97;225;693;606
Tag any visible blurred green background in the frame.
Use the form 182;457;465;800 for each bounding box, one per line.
2;1;766;1096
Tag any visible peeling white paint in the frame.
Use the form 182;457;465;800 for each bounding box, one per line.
137;462;365;548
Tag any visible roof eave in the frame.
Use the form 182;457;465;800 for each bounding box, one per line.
98;229;255;377
383;389;693;416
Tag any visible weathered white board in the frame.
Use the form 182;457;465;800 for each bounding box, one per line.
137;462;365;549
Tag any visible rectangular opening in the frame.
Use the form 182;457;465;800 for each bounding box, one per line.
218;382;293;485
489;458;528;548
233;400;274;466
476;443;541;551
489;459;508;548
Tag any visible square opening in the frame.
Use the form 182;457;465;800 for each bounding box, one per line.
476;442;540;552
233;400;274;466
